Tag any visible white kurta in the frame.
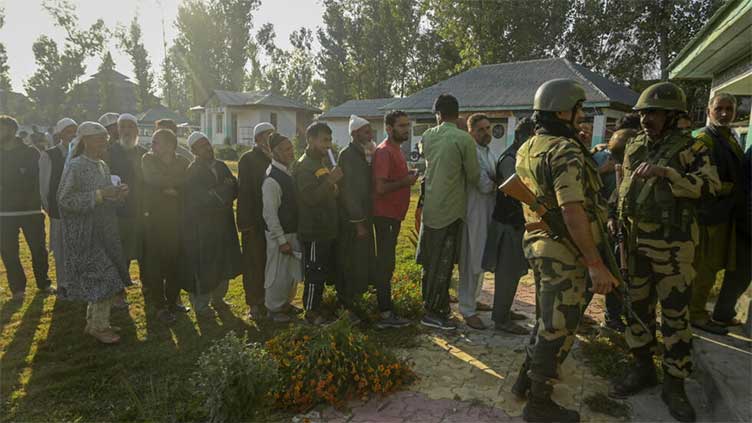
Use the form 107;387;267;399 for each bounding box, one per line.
262;160;303;312
458;142;497;316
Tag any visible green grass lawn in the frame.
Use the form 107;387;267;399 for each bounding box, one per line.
0;163;424;422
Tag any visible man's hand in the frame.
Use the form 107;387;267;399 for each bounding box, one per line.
100;185;121;201
327;167;344;185
634;162;667;179
279;242;293;255
355;222;369;240
587;261;619;295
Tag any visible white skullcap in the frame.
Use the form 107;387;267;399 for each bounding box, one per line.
117;113;138;125
349;115;369;134
187;131;209;148
253;122;275;139
54;118;77;135
98;112;119;127
76;121;107;138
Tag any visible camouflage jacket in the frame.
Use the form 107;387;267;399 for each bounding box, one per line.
617;129;720;234
515;133;608;260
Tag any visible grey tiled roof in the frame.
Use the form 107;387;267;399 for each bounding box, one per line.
319;98;397;119
137;105;189;125
210;90;321;112
382;58;638;112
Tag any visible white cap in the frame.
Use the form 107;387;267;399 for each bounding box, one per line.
117;113;138;125
76;121;108;138
187;131;209;147
98;112;119;127
253;122;275;139
54;118;77;135
349;114;369;134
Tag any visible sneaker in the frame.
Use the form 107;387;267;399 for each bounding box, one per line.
376;311;410;329
495;320;529;335
691;319;728;335
170;303;191;313
420;314;457;330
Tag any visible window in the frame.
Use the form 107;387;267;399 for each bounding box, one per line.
216;113;224;133
270;112;278;128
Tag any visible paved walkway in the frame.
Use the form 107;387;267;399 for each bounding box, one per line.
297;273;731;422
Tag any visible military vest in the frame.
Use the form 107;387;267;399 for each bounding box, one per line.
516;134;607;229
618;131;695;231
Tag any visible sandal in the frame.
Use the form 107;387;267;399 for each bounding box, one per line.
89;328;121;344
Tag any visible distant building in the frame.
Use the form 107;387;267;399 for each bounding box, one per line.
191;90;321;145
318;98;397;149
0;89;34;120
137;104;196;138
669;0;751;149
67;68;160;122
379;57;639;157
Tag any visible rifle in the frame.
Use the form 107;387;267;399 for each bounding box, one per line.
499;173;650;333
613;164;650;334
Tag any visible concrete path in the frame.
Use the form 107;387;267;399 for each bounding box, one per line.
304;273;737;422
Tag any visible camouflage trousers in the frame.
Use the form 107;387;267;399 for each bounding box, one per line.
625;221;696;379
527;248;588;384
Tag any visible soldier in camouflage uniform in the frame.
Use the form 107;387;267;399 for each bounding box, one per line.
513;79;619;423
610;82;720;423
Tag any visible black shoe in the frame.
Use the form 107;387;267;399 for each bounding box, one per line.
661;374;696;422
511;359;531;399
691;319;728;335
609;354;657;398
604;318;626;332
420;314;457;330
523;381;580;422
170;303;191;313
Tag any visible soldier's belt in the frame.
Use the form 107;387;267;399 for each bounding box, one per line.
525;221;551;233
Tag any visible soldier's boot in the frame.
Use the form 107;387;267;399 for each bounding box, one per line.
523;380;580;423
609;349;657;398
661;373;696;423
511;358;531;399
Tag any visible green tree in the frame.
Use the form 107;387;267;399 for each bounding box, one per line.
117;16;155;110
160;45;191;113
97;52;119;115
0;6;11;91
317;0;349;107
173;0;260;105
24;0;106;122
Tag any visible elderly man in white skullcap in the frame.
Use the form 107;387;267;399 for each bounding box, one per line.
57;121;131;344
39;117;78;295
106;113;148;306
183;131;242;314
236;121;276;320
98;112;120;143
332;114;377;324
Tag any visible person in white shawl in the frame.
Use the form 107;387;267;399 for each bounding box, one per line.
262;133;303;322
458;113;497;330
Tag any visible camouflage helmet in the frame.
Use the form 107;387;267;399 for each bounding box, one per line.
533;79;587;112
633;82;687;113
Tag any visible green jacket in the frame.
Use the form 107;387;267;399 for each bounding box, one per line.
295;149;339;241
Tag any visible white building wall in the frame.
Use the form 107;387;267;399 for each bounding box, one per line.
201;107;299;145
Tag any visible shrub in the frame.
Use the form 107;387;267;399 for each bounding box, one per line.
192;331;278;423
266;318;416;410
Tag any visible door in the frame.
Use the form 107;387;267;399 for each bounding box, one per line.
231;113;239;145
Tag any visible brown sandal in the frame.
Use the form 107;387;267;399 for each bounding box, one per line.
89;328;121;344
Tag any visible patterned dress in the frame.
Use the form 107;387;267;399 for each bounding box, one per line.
57;155;130;302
